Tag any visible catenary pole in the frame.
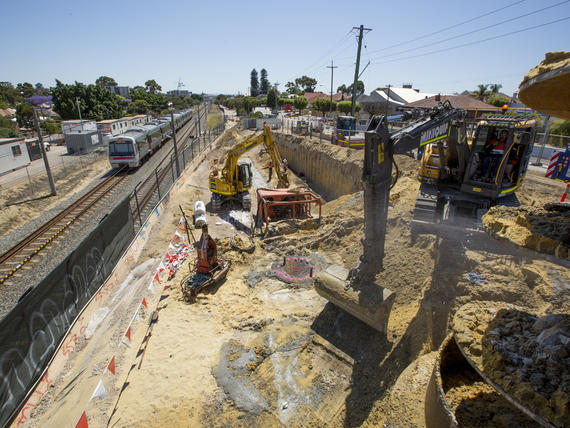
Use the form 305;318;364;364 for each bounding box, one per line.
170;107;180;176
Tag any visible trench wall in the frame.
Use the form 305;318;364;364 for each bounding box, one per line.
274;133;363;200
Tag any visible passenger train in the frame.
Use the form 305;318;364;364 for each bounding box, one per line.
108;109;193;168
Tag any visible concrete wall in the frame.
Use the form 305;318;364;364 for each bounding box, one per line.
274;133;363;200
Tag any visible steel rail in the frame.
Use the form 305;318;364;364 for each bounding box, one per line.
0;166;128;284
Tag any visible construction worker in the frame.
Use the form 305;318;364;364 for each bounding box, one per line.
282;158;288;172
195;224;217;274
267;160;273;182
482;129;508;180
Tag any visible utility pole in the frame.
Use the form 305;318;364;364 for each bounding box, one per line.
76;97;84;131
327;61;338;114
385;84;392;116
33;107;56;196
350;25;372;117
169;105;180;176
274;82;280;112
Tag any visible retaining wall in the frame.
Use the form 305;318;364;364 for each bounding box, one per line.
274;133;363;200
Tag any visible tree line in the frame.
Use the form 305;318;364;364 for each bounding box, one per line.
0;77;202;138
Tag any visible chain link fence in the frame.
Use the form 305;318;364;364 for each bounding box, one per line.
129;122;225;230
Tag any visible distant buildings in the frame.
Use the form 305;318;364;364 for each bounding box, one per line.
106;85;130;97
358;85;435;115
167;89;190;96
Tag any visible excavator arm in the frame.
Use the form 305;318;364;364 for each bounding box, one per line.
262;124;290;188
315;102;466;333
220;124;288;188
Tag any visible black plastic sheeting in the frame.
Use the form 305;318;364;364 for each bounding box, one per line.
0;196;134;427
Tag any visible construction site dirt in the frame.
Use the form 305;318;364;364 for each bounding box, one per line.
28;127;570;427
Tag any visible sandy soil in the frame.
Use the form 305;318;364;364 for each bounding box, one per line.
453;301;570;427
52;129;570;427
0;153;111;238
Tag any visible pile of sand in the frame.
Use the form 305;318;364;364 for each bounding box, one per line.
483;204;570;259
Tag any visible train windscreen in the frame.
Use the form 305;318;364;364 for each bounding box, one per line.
109;139;135;156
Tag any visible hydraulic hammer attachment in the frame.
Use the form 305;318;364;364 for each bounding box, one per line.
314;116;396;333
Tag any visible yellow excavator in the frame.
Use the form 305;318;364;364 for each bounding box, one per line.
209;123;289;211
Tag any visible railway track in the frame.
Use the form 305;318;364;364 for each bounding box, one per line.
0;166;128;285
0;105;208;286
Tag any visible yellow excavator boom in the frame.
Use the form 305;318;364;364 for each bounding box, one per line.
219;124;289;188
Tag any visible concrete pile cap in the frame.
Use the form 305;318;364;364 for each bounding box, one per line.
518;51;570;119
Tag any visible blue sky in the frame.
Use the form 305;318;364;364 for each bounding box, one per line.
2;0;569;97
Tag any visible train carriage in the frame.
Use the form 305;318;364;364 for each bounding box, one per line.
108;109;192;169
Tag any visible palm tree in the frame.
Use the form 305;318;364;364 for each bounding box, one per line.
473;84;490;100
489;83;502;94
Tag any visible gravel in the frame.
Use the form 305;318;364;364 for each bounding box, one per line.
0;110;210;320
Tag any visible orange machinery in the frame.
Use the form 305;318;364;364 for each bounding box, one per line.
255;188;322;227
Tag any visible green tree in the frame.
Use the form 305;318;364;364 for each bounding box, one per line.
0;82;22;105
16;102;35;129
285;81;299;95
347;81;365;97
34;83;50;96
293;96;308;111
127;99;150;114
337;100;360;114
266;88;278;109
16;82;35;99
0;116;17;137
96;76;117;88
551;120;570;136
489;83;502;94
473;84;490;100
144;79;162;94
487;95;510;107
250;69;259;97
51;79;124;120
313;97;336;114
295;76;317;92
41;119;61;135
337;84;348;95
260;69;269;94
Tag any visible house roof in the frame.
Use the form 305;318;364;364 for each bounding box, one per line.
385;87;436;104
404;94;501;111
303;92;329;103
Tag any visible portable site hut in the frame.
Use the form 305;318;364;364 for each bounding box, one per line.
0;138;31;175
61;119;103;154
65;131;103;154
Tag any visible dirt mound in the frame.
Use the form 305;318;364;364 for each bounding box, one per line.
482;204;570;259
453;301;570;427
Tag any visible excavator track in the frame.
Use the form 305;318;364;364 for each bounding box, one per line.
413;183;439;225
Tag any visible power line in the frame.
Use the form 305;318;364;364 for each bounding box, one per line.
369;0;527;54
373;0;570;60
366;15;570;66
283;30;353;84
